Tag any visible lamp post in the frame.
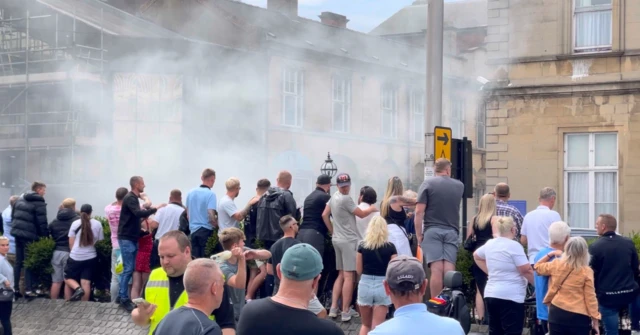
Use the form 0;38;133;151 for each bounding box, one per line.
320;152;338;190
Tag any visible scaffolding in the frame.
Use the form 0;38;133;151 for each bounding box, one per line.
0;6;107;188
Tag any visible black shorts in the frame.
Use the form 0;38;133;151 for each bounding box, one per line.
64;257;96;282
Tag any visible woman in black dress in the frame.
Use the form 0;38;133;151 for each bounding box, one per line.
467;193;498;324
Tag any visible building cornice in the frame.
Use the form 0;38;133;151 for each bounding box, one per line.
486;51;626;65
487;80;640;98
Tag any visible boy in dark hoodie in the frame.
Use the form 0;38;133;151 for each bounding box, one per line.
49;198;80;299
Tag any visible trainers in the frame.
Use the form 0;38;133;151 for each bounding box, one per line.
120;299;137;312
70;287;84;302
328;307;339;318
341;312;352;322
347;307;360;318
24;291;38;301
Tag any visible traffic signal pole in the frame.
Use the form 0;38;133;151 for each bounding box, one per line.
424;0;444;177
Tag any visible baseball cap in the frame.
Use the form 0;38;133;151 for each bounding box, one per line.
280;243;323;281
80;204;93;214
316;175;332;185
386;255;425;291
335;173;351;187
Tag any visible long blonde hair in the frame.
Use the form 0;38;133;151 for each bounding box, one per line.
362;216;389;250
473;194;496;230
561;237;590;270
380;177;404;218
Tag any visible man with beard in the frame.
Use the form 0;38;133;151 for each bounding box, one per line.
118;176;165;312
132;230;236;335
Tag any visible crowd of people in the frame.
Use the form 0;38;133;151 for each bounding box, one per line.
0;157;638;335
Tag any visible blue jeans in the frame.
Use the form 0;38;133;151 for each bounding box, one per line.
599;304;620;335
118;239;138;300
630;295;640;331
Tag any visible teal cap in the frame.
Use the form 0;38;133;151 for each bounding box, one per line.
280;243;323;281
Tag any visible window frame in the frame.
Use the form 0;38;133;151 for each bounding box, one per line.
563;132;618;229
281;68;304;128
476;104;486;149
450;96;465;139
331;75;351;133
381;84;398;139
410;89;425;142
572;0;613;53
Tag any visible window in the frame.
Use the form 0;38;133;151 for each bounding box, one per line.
410;90;425;142
450;97;465;138
381;85;397;138
574;0;612;53
476;104;486;149
564;133;618;228
282;68;304;127
332;76;351;133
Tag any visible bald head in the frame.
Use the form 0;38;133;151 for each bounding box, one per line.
277;170;292;190
184;259;222;296
494;183;510;200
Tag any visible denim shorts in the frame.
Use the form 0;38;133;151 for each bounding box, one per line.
357;274;391;307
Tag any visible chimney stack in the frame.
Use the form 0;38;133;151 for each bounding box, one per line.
267;0;298;17
319;12;349;29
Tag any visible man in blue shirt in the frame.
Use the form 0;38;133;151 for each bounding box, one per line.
533;221;571;335
371;255;464;335
186;168;218;258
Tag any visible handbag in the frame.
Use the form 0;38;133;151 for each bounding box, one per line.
0;287;14;302
463;218;478;252
399;226;418;257
543;268;574;305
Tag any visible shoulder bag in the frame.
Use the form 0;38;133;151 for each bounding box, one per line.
0;287;14;302
543;267;574;305
463;218;477;252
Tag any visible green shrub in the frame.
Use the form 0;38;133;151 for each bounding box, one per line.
24;237;56;289
205;228;220;258
455;245;476;306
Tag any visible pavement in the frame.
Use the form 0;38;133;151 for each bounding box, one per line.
6;299;495;335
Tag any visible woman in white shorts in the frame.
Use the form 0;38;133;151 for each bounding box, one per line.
356;216;397;334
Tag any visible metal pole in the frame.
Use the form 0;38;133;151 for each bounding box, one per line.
24;10;29;182
461;136;468;238
424;0;444;177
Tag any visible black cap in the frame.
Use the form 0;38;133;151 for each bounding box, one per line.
316;175;331;185
336;173;351;187
80;204;93;214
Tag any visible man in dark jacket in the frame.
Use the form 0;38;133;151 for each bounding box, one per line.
590;214;640;335
48;198;79;300
117;176;165;312
256;171;299;250
11;181;49;298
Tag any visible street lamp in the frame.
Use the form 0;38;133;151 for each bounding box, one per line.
320;152;338;178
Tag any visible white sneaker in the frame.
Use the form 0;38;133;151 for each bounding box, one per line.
347;307;360;318
328;307;339;318
631;331;640;335
341;312;352;322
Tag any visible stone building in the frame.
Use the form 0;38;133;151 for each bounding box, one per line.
483;0;637;231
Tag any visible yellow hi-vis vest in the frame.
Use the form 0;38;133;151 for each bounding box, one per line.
145;267;215;334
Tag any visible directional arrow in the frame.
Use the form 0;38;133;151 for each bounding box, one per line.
437;132;449;145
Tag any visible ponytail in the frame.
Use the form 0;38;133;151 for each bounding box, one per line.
79;212;94;247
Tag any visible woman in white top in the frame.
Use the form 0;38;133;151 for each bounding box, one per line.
64;204;103;302
0;235;14;335
473;216;534;335
379;177;415;257
356;186;378;240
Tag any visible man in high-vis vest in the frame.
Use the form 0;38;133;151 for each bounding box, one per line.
131;230;236;334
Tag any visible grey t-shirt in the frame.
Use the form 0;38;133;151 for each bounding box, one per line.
153;306;222;335
220;259;245;320
417;176;464;232
329;192;359;242
217;195;240;230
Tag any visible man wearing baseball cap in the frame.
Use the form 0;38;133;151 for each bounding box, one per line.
298;175;333;259
237;243;343;335
370;255;464;335
323;173;378;321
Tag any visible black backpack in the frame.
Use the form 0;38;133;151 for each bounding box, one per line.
426;271;471;334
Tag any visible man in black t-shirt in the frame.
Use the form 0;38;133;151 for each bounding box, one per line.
153;259;224;335
298;175;332;258
238;243;343;335
132;231;235;334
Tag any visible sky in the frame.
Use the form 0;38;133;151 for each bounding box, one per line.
241;0;462;33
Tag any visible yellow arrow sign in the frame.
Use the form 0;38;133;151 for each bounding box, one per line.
434;126;452;161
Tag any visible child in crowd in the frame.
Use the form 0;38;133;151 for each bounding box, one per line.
217;227;271;321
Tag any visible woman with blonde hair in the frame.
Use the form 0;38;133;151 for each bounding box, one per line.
467;193;499;324
535;237;600;335
474;216;533;335
380;177;416;256
356;216;397;335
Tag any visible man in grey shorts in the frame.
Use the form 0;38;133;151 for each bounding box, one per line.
322;173;378;321
415;158;464;298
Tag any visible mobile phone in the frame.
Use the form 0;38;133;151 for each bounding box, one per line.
132;298;148;305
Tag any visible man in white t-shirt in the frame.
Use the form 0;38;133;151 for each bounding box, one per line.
355;186;377;239
520;187;562;264
155;189;185;239
217;177;260;230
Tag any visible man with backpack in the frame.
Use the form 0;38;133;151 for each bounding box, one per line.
256;171;299;250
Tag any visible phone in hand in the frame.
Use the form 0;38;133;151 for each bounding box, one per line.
132;298;148;305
